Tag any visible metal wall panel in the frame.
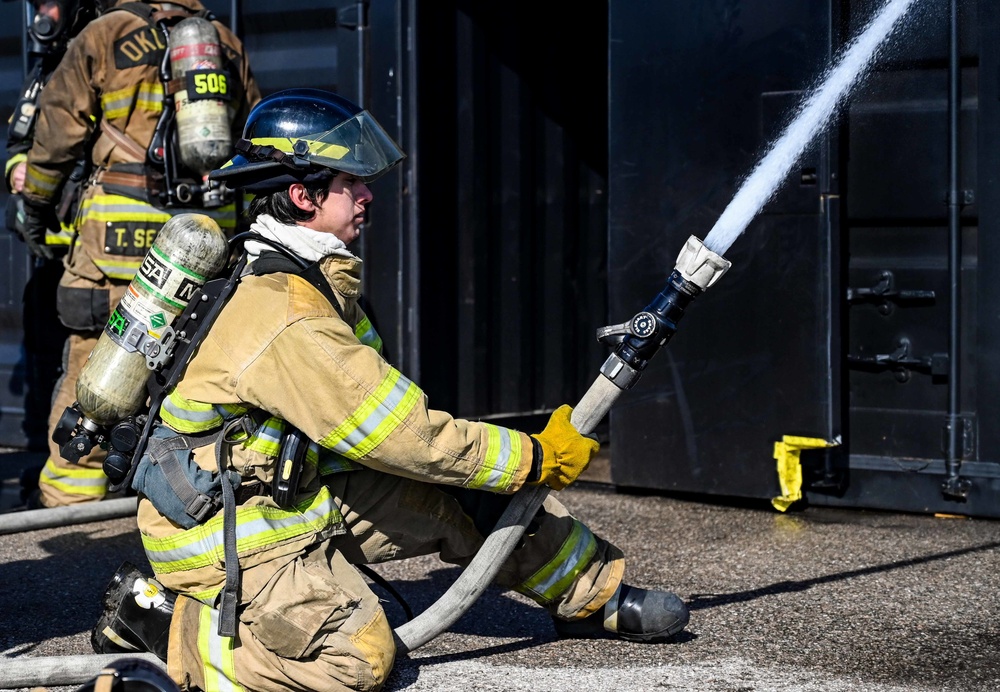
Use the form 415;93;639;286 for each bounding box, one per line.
413;1;609;424
607;0;1000;516
809;0;999;515
607;0;837;497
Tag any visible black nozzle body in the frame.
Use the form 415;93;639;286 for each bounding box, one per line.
614;269;701;372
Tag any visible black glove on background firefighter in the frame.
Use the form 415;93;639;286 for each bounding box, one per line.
3;0;98;465
16;0;260;508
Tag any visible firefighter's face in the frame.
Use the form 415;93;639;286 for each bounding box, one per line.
29;0;66;42
34;1;61;21
292;172;373;245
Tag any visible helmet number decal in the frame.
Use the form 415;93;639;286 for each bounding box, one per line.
186;69;232;101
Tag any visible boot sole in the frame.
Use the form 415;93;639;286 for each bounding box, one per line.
553;610;689;643
92;562;145;655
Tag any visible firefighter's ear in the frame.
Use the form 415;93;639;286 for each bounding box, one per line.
288;182;316;213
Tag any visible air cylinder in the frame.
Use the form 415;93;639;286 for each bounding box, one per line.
169;17;233;175
75;214;228;426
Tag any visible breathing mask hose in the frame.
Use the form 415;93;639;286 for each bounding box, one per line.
393;235;731;652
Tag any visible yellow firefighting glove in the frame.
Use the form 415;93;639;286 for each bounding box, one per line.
529;404;600;490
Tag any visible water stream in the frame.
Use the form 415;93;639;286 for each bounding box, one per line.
702;0;921;256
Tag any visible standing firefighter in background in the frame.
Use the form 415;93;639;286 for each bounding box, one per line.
4;0;100;461
91;89;691;692
20;0;260;507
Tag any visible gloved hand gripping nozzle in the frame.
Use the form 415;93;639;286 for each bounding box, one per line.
595;235;731;391
393;234;731;654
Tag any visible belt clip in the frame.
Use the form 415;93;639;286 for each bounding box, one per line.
222;415;256;444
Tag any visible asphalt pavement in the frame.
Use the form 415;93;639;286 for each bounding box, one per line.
1;449;999;691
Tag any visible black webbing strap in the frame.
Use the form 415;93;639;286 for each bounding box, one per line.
146;431;224;524
215;416;245;638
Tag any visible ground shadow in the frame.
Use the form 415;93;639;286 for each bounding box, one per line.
686;540;1000;610
0;526;147;654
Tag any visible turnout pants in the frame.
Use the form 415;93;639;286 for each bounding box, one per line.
39;283;126;507
167;469;625;692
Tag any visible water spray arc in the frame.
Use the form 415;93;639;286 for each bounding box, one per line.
394;0;925;652
704;0;920;255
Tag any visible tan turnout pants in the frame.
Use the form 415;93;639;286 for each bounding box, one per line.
168;468;625;692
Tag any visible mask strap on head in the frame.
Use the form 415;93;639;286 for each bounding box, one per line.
234;138;311;170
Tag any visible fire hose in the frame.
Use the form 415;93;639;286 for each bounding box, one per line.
0;497;137;536
393;235;731;652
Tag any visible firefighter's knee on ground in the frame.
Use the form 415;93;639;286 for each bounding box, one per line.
240;549;396;691
347;606;396;691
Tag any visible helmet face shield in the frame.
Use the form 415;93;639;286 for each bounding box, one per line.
285;111;405;182
209;88;406;193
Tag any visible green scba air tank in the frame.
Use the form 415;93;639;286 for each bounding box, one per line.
76;213;229;426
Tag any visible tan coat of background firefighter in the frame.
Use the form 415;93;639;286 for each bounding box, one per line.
20;0;260;507
91;88;692;692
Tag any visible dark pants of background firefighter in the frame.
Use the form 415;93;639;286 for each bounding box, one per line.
20;258;69;453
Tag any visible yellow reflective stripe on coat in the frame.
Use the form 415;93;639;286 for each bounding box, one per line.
221;415;356;474
467;423;523;492
197;603;244;692
142;486;340;575
319;368;421;460
82;192;172;224
518;520;597;602
47;222;75;246
38;457;107;497
354;316;382;353
245;416;285;457
101;81;164;119
23;164;60;200
80;192;239;230
5;152;26;179
160;391;228;433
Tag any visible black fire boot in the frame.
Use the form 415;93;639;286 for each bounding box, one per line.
92;561;176;662
18;464;43;508
552;584;690;643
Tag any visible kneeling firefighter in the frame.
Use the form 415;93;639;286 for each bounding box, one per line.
21;0;260;507
91;88;690;692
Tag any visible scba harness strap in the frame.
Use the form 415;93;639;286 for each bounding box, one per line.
120;235;344;637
